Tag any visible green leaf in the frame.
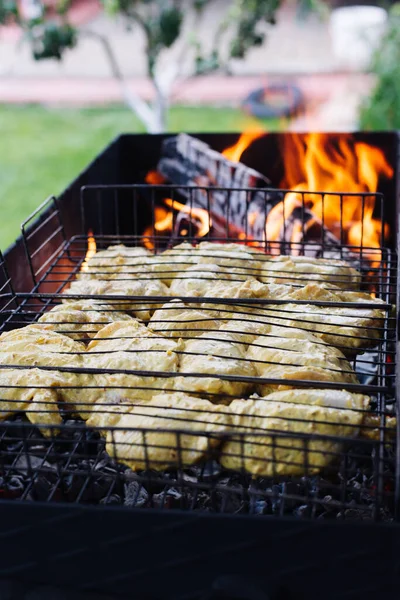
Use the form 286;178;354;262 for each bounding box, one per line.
0;0;19;23
31;22;77;61
159;7;182;48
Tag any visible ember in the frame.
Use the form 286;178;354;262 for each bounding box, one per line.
143;198;211;249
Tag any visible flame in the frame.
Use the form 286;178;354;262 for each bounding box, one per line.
143;199;211;249
81;229;97;272
145;131;393;262
277;133;393;253
222;129;266;162
145;170;166;184
164;199;211;238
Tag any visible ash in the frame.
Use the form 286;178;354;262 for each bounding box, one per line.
0;418;395;522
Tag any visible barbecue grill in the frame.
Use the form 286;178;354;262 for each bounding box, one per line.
0;132;399;599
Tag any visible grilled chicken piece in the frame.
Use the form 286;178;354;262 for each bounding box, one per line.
200;278;383;305
249;302;384;354
146;242;199;285
63;278;169;321
246;326;357;395
0;326;87;422
198;280;385;353
195;242;261;280
176;330;256;399
149;300;222;338
218;319;273;346
83;320;182;407
261;388;369;410
37;300;133;341
220;392;366;476
168;263;239;297
262;388;396;441
0;367;64;436
104;392;230;471
79;245;152;281
258;255;361;290
148;242;261;286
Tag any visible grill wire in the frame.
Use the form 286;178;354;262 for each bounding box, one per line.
0;186;397;521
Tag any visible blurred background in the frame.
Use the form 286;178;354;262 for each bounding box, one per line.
0;0;399;249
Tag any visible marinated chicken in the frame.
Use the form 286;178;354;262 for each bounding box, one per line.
0;367;64;436
247;302;384;354
148;242;261;286
258;255;361;289
63;278;169;321
168;263;239;297
37;300;133;341
218;319;273;346
149;300;222;338
195;242;262;280
197;279;385;353
79;245;152;281
176;330;257;399
220;393;365;476
84;320;182;406
246;326;357;395
0;326;88;420
104;392;230;470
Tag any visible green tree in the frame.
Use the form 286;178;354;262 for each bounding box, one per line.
360;3;400;130
2;0;286;131
0;1;318;132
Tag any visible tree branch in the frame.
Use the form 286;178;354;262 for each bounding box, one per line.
82;29;159;132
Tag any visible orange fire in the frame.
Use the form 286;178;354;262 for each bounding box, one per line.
222;129;266;162
145;170;166;185
143;199;211;249
147;131;393;258
81;229;97;271
277;133;393;251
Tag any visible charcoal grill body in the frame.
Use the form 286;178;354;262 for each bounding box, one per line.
0;500;399;599
1;133;400;600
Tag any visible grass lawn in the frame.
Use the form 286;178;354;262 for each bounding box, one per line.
0;104;280;251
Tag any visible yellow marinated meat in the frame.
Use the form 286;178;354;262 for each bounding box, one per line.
246;326;357;395
176;330;257;399
247;302;384;353
63;278;169;321
83;320;182;407
105;392;230;470
0;325;89;417
37;300;133;341
87;319;150;351
147;242;199;285
218;319;273;346
261;388;369;411
258;255;361;289
147;242;261;285
220;395;363;476
0;367;64;436
79;245;152;281
195;242;262;280
168;264;239;297
149;300;222;338
196;279;385;353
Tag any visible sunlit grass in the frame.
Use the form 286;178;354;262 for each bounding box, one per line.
0;104;280;250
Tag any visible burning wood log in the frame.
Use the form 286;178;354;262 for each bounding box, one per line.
156;134;359;261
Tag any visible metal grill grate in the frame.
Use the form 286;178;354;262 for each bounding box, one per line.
0;185;397;522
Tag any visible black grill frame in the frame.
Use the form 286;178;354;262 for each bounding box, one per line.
0;183;397;524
